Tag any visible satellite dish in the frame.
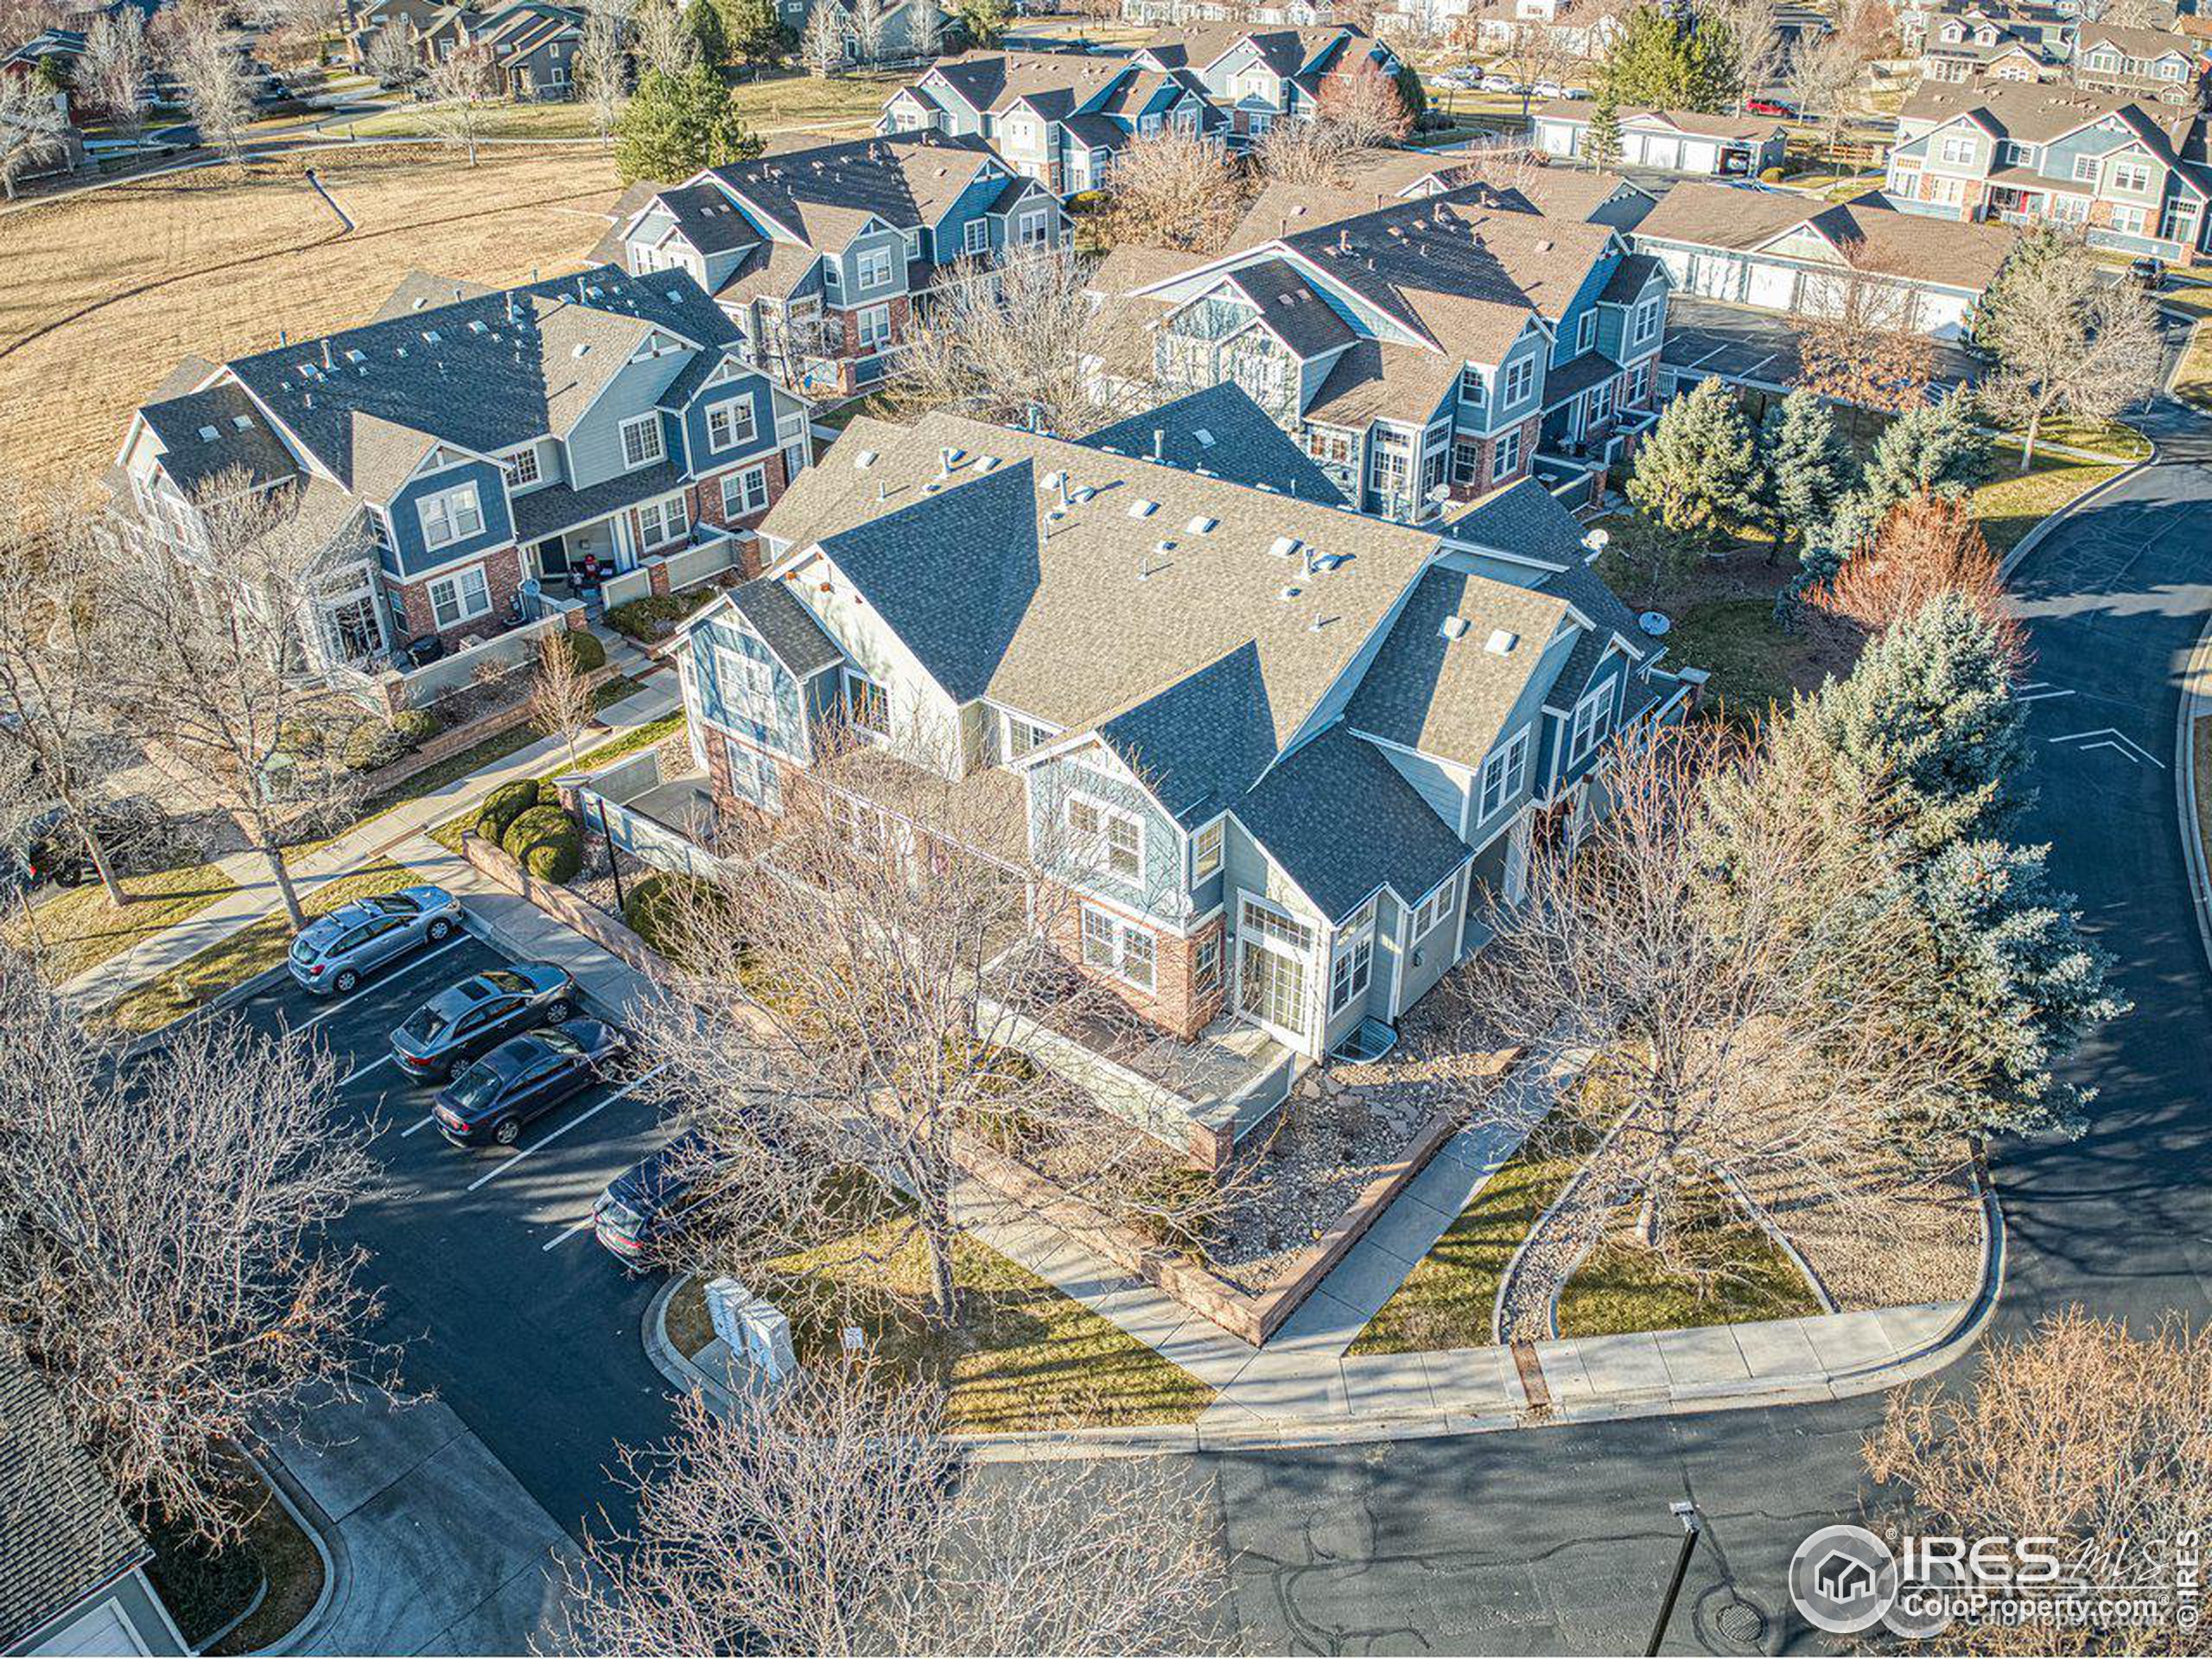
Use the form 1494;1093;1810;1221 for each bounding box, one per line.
1584;526;1611;552
1427;484;1452;503
1639;609;1671;638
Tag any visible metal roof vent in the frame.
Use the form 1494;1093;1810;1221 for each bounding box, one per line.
1486;628;1518;655
197;424;218;442
468;320;488;334
1039;469;1066;493
572;342;590;359
423;330;442;344
1280;585;1301;601
939;445;964;473
345;349;365;364
976;454;1002;471
1440;615;1470;642
855;448;879;468
1186;515;1216;534
1269;534;1299;558
1128;498;1159;518
1193;428;1215;447
232;415;251;430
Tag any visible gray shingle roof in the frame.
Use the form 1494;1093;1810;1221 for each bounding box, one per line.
726;575;843;676
370;270;495;324
1599;251;1663;304
1239;722;1471;922
704;133;1006;248
1222;257;1357;358
1078;383;1348;506
510;461;683;543
0;1344;149;1651
1633;184;2019;289
223;265;739;490
138;383;299;496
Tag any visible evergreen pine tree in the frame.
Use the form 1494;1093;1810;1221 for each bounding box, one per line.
1624;378;1765;546
613;66;764;184
1587;84;1623;170
1804;591;2027;853
716;0;783;61
685;0;731;67
1766;388;1852;544
1682;16;1740;114
1603;4;1696;107
1861;395;1987;510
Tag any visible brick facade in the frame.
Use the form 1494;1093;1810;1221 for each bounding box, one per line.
384;542;525;649
1446;412;1544;503
1039;891;1226;1042
690;444;793;545
817;293;913;394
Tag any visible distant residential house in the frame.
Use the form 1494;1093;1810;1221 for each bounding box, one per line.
1634;182;2020;340
1910;0;2071;82
1885;79;2212;260
112;267;807;673
1128;23;1405;143
1095;182;1670;518
1322;148;1657;230
772;0;942;64
467;1;583;99
669;396;1694;1061
2069;22;2205;103
0;1345;188;1658
1124;0;1337;23
0;33;89;177
346;0;451;65
605;134;1068;397
1529;102;1789;176
880;50;1225;193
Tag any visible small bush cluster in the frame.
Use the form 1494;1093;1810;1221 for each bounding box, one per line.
604;593;709;643
474;779;552;841
340;707;444;772
500;800;582;882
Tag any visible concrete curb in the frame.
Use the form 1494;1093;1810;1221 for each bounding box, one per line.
2172;607;2212;977
641;1272;733;1409
241;1442;347;1658
1996;443;2158;582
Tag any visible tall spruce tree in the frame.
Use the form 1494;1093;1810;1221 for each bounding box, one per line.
613;66;763;182
1803;395;1986;582
1764;387;1853;545
684;0;730;67
716;0;782;60
1587;84;1623;169
1625;378;1765;545
1602;3;1738;114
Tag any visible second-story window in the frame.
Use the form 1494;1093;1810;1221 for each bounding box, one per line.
842;668;888;735
1192;819;1223;881
1939;135;1976;165
1632;298;1659;345
1480;727;1531;819
1459;365;1485;408
963;217;989;255
1575;311;1598;354
1503;356;1535;404
1569;679;1616;765
503;448;540;488
1067;795;1142;880
2111;159;2152;193
417;482;483;550
1017;209;1049;247
856;245;893;288
620;414;664;470
707;397;756;451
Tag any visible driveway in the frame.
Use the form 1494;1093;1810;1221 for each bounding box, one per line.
1204;405;2212;1650
226;925;685;1540
1660;295;1985;398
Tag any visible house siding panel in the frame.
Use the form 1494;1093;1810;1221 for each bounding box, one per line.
564;350;692;491
690;612;808;760
385;458;513;578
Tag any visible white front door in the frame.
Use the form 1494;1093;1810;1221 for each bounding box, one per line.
1503;811;1532;906
1235;895;1316;1051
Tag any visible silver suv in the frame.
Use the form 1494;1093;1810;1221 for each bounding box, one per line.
287;885;464;995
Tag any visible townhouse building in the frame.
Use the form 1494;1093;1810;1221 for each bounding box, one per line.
1885;80;2212;261
1093;182;1669;519
1329;147;1657;230
1635;183;2020;340
2069;22;2206;104
880;51;1224;194
1122;0;1338;25
112;267;809;673
1911;0;2072;84
1128;23;1407;143
350;0;583;95
1529;102;1789;176
606;133;1067;396
669;396;1692;1062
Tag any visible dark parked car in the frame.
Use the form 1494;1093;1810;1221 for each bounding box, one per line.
391;963;577;1080
593;1128;731;1262
2127;256;2165;291
8;798;193;890
434;1019;626;1147
287;885;462;995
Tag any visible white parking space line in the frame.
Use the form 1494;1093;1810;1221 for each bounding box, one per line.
542;1214;598;1251
340;1054;395;1087
467;1063;670;1192
291;931;476;1031
398;1110;437;1138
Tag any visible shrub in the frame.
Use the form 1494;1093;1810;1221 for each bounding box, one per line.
547;628;608;675
520;830;582;883
341;720;408;772
501;803;575;864
278;719;324;757
477;779;542;840
1759;165;1785;182
392;707;442;744
604;594;706;643
1122;1163;1217;1262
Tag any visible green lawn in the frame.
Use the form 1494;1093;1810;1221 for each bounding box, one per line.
2173;313;2212;409
1349;1114;1594;1356
1666;594;1838;724
668;1220;1213;1433
1555;1186;1822;1338
102;859;419;1033
3;861;240;985
429;709;688;854
1971;449;2126;559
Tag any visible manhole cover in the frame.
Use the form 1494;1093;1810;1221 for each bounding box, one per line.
1716;1599;1767;1647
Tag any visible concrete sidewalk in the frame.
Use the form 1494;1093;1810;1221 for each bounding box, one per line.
62;674;678;1013
264;1388;582;1656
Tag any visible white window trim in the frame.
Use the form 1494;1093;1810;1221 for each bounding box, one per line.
502;447;540;488
721;463;768;518
1493;428;1522;480
1503;355;1535;404
842;667;889;736
638;492;690;550
707;397;757;452
1082;903;1156;991
856;245;893;287
1575;311;1597;353
963;217;989;254
427;564;493;630
620;412;664;471
1328;900;1376;1014
856;302;893;353
1066;791;1144;882
416;481;484;550
1192;817;1224;883
1568;679;1616;766
1478;726;1531;819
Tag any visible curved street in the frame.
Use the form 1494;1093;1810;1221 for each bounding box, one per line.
1203;403;2212;1655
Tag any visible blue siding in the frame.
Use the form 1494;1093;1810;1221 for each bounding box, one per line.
1550;256;1617;369
690;613;808;760
383;458;512;578
679;373;780;474
1547;653;1633;796
1027;754;1185;923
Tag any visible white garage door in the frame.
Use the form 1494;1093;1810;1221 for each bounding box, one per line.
1690;254;1739;299
1537;120;1574;156
33;1599;149;1657
1916;290;1973;340
1681;140;1719;173
1746;262;1798;310
1638;135;1681;169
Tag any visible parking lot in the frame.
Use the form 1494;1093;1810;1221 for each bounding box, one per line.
222;916;687;1535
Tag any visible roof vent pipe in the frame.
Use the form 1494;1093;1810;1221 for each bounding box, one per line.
321;338;334;371
1152;429;1163;460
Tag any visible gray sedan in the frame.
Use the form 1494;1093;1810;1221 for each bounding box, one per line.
286;885;464;995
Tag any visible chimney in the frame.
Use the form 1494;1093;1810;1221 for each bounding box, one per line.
278;327;288;346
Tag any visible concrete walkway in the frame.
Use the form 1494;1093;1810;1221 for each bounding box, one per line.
61;672;677;1012
263;1387;583;1656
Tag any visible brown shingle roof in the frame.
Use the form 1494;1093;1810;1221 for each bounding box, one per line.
1533;99;1782;141
1635;182;2020;289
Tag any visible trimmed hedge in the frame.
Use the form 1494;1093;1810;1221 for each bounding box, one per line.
520;832;582;883
476;779;542;840
547;629;608;675
340;708;445;772
500;802;570;860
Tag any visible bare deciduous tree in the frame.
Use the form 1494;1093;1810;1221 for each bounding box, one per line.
1808;491;2023;662
579;0;632;133
634;0;700;78
362;16;421;86
1251;114;1357;189
893;246;1150;434
170;12;256;160
635;730;1243;1329
801;0;849;76
849;0;889;65
530;628;598;771
422;39;501;166
911;0;947;58
1865;1307;2212;1656
1488;17;1574;121
0;949;389;1538
0;70;71;200
1795;251;1936;414
0;483;135;908
561;1370;1225;1656
1101;127;1248;254
1462;723;1967;1281
1786;28;1866;162
1974;229;2163;470
94;470;365;930
84;9;150;145
1313;64;1414;147
1709;0;1788;102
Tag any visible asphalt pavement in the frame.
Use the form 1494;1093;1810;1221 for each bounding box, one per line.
1204;407;2212;1653
227;931;684;1540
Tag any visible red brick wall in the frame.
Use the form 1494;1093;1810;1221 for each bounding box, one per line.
384;543;524;649
824;292;912;361
1447;414;1544;501
1037;889;1224;1042
690;444;792;547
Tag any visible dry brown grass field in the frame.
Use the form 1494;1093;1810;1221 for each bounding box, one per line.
0;146;625;494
